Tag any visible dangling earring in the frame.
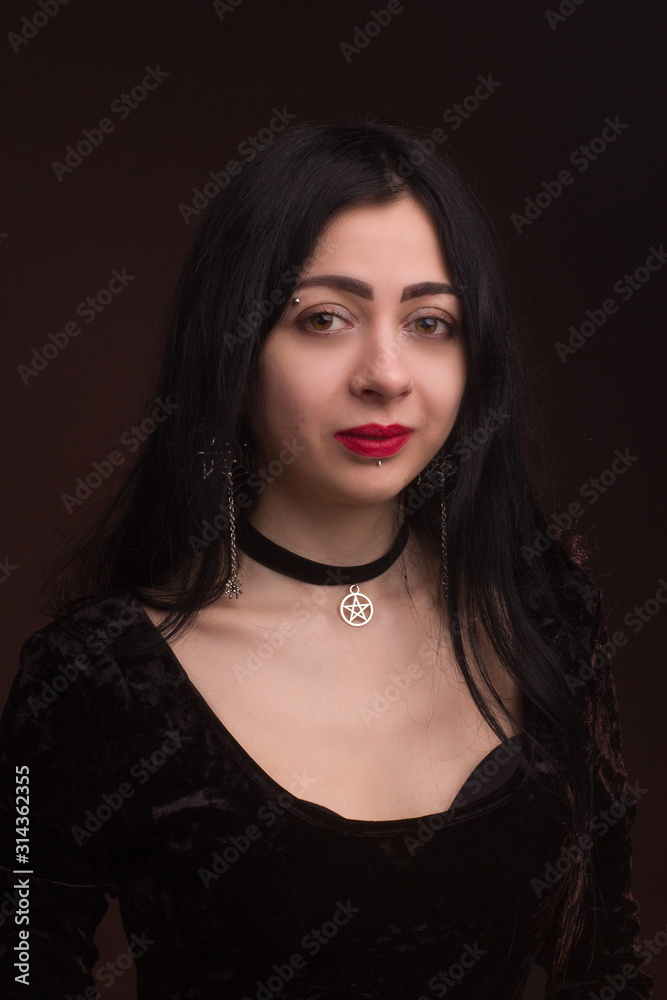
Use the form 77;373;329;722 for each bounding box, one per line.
417;451;457;603
197;436;250;482
222;441;243;599
197;437;250;598
197;437;225;480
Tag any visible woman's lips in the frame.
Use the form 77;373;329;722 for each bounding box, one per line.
333;429;414;457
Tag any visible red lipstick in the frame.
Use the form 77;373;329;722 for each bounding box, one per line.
334;423;414;458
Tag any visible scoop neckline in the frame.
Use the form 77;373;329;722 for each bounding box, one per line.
127;590;534;834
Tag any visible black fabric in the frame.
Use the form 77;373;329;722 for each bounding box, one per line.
0;583;653;999
236;516;410;585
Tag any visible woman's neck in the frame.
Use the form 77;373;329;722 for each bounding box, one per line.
245;497;404;568
230;494;440;623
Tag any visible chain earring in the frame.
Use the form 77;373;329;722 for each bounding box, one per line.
197;437;251;482
417;451;457;603
222;442;242;599
196;437;224;481
196;437;250;598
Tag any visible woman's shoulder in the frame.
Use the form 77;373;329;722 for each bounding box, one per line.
555;555;603;631
525;547;601;616
22;587;143;644
562;549;601;600
14;588;173;707
1;591;189;776
524;553;604;670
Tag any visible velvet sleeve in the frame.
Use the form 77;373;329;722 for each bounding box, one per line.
534;587;654;998
0;625;120;998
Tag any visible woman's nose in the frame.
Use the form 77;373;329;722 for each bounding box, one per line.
348;325;414;401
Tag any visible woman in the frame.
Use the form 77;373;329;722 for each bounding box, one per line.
0;119;653;998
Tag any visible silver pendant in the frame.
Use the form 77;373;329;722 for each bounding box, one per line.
339;584;374;626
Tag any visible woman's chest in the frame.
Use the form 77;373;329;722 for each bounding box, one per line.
146;603;523;822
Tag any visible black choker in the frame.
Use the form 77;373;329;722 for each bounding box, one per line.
235;518;410;627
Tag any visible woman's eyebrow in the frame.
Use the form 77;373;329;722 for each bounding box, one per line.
293;275;462;300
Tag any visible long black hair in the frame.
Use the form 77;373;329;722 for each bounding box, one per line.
37;116;602;974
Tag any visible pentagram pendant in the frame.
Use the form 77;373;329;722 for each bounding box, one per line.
339;584;374;627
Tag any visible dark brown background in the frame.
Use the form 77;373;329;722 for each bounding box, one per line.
1;0;665;996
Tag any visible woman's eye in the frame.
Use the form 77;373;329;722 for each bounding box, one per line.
299;310;349;334
411;315;454;338
297;309;454;338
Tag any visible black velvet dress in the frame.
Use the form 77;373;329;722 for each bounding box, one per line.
0;575;654;999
